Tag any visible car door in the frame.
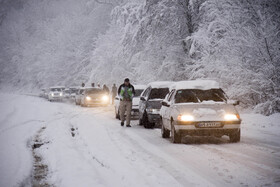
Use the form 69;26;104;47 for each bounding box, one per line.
139;87;150;119
160;92;171;127
165;89;176;130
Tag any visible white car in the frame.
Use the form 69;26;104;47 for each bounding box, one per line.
114;85;146;119
48;86;65;102
75;88;85;105
160;80;241;143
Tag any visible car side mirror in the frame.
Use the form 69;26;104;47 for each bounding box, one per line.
140;97;146;101
161;101;170;107
228;100;239;106
233;100;240;106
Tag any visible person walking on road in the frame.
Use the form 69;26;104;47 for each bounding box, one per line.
118;78;135;127
103;84;109;94
111;84;117;104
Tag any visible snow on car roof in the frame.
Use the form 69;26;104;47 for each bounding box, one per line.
134;85;147;90
147;81;173;89
172;80;220;90
50;86;65;89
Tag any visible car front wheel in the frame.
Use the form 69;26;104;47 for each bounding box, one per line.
229;129;240;143
171;121;181;143
161;119;170;138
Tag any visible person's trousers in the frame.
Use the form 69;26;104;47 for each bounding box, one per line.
120;100;132;125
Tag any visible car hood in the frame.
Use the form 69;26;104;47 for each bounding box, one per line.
173;103;239;121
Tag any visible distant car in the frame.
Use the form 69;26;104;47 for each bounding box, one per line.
160;80;241;143
63;88;71;99
39;88;47;98
114;85;146;119
139;81;173;128
48;86;65;102
69;87;79;98
80;87;110;107
75;88;85;105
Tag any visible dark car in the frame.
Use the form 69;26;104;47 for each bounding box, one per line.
139;81;173;128
80;87;110;107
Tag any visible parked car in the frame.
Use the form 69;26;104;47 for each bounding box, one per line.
75;88;85;105
139;81;173;128
63;88;71;99
69;87;79;98
160;80;241;144
80;87;110;107
114;85;146;119
48;86;65;102
39;88;47;98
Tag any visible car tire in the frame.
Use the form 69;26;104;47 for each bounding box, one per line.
143;112;152;129
229;129;240;143
161;119;170;138
171;121;181;143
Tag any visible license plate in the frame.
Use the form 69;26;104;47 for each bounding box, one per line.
197;122;222;128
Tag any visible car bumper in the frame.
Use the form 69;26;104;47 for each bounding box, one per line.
174;121;241;136
84;100;109;106
49;96;64;100
147;113;161;123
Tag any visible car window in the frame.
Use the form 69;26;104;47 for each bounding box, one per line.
175;89;227;103
142;87;149;97
168;90;176;102
149;88;170;100
51;88;62;92
135;89;144;97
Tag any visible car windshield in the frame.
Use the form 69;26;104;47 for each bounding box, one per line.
175;89;227;103
85;88;104;95
135;89;144;97
51;88;62;92
149;88;170;99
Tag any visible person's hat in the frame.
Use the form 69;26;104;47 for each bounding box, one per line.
124;78;129;82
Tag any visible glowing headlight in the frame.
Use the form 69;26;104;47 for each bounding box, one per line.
102;95;109;102
177;115;194;121
146;108;160;114
224;114;239;121
60;93;63;96
86;96;91;101
51;93;54;97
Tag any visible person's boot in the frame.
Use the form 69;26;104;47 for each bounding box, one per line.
126;124;131;127
121;122;124;126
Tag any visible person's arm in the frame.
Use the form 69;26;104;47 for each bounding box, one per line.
118;85;122;95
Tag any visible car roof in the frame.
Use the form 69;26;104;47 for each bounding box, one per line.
134;85;146;90
50;86;65;89
147;81;173;89
171;80;220;90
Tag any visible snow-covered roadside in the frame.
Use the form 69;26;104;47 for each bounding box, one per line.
0;93;279;186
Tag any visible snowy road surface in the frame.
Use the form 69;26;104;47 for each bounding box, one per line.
0;93;280;187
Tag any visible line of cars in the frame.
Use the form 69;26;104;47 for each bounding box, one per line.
114;80;241;144
40;86;110;106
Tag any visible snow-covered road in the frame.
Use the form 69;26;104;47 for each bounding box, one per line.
0;93;279;187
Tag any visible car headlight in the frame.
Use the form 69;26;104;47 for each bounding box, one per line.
177;115;194;121
102;95;109;102
146;108;160;114
86;96;91;101
224;114;239;121
51;93;54;97
60;93;63;96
